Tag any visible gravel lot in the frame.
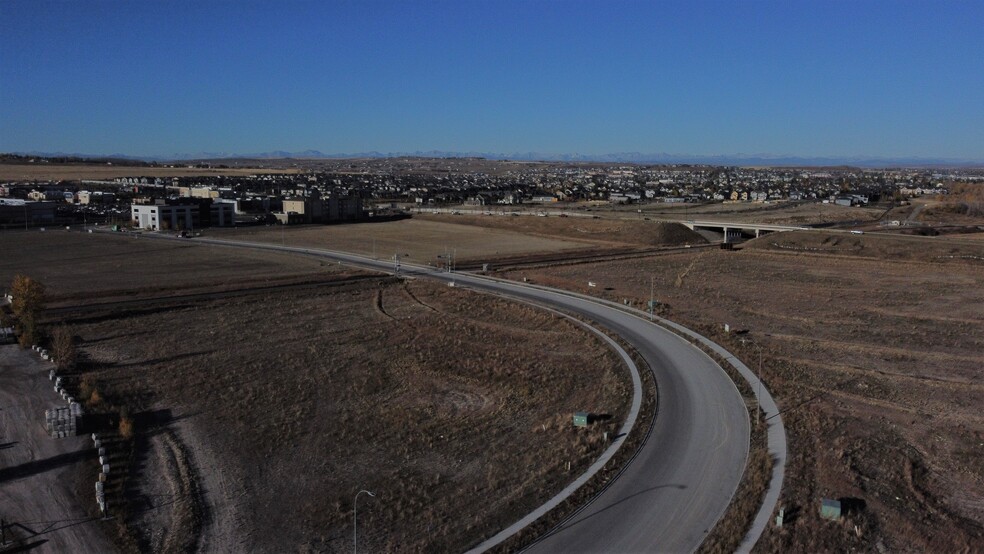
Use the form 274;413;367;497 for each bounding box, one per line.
0;345;114;553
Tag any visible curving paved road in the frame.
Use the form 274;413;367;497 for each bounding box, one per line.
178;236;750;553
454;277;749;553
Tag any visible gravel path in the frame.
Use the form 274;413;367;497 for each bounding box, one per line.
0;345;114;553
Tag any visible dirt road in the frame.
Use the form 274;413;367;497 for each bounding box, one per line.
0;345;114;553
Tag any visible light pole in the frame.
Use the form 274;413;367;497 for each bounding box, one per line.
354;489;375;554
649;275;654;321
755;343;763;427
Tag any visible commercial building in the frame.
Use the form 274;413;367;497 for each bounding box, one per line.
327;196;363;222
0;198;57;228
276;194;363;224
77;191;116;205
131;199;235;230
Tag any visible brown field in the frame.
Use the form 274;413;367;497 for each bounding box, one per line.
0;163;302;181
0;230;363;307
500;230;984;552
581;200;886;226
1;232;631;552
417;213;705;249
7;214;984;553
748;229;984;261
207;219;598;264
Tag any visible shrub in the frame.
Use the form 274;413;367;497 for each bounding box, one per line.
10;275;45;320
51;326;77;371
79;373;95;401
119;415;134;439
16;316;38;348
9;275;45;348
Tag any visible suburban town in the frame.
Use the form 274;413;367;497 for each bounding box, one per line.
1;154;980;231
4;2;984;553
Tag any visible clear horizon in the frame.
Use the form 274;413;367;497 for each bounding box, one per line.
2;0;983;161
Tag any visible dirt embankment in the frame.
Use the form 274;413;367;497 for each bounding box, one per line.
419;214;706;249
745;230;984;262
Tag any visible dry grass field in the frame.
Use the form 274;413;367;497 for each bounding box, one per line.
501;230;984;552
752;229;984;260
7;215;983;552
2;232;631;552
55;278;629;552
0;164;301;181
594;199;886;226
208;219;596;263
0;230;362;307
417;213;705;249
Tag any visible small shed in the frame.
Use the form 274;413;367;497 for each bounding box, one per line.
573;412;589;427
820;498;842;520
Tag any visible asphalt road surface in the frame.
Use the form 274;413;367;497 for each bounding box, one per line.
192;237;751;553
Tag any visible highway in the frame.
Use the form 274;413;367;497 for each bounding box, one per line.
178;235;751;553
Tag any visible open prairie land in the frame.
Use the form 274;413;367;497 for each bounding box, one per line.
0;230;364;307
1;232;631;552
0;164;302;181
588;199;886;226
501;230;984;552
207;219;598;264
7;218;983;553
416;213;705;249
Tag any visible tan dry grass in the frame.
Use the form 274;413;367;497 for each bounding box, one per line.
417;213;707;248
55;278;631;552
0;164;301;181
0;232;362;304
207;218;593;263
502;240;984;552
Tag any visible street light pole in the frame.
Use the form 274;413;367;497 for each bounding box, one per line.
354;489;375;554
649;275;654;321
757;344;763;426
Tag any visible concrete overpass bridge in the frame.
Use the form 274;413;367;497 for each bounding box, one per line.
677;220;808;242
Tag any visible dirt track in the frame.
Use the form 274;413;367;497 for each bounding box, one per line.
0;345;114;553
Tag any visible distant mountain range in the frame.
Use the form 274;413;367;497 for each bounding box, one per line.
8;149;984;168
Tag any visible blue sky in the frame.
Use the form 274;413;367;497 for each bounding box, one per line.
1;0;982;160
